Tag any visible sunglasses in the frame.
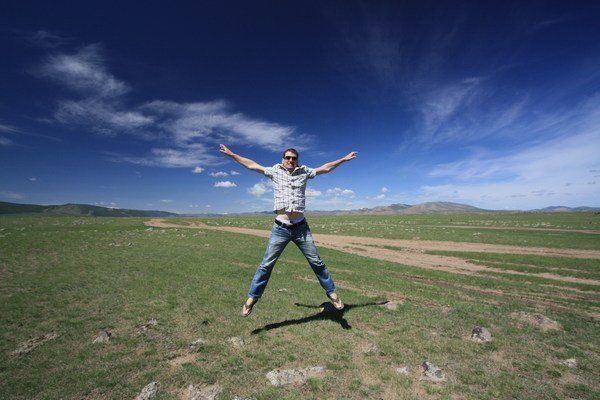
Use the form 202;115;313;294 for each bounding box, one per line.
283;156;298;161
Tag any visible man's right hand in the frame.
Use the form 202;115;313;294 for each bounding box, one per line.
219;144;234;156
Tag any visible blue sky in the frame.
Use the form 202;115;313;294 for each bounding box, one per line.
1;1;599;213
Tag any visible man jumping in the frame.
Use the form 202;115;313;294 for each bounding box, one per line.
219;144;357;316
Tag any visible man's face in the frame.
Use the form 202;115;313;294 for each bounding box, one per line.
282;151;298;170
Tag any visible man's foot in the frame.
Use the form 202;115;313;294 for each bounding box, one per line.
241;298;257;317
327;292;344;310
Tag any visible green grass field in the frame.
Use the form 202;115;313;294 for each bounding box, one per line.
1;213;598;399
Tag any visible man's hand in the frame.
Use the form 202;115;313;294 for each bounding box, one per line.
219;144;234;157
343;151;358;161
315;151;358;175
218;144;265;173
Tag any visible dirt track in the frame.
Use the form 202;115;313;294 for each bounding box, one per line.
144;219;600;286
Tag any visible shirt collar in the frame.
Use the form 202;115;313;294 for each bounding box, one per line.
278;163;301;174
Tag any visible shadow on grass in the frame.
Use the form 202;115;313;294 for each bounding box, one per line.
251;300;389;334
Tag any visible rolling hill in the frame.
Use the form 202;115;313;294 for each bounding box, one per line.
0;202;177;217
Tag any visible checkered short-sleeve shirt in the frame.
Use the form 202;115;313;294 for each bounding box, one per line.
263;164;317;212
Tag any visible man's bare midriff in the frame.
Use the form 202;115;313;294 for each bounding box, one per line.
275;210;305;220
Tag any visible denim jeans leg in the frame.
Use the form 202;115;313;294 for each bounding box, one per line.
248;224;291;299
293;223;336;294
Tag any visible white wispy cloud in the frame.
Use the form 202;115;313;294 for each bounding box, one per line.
160;199;174;203
35;43;311;167
55;98;155;136
422;129;600;209
28;177;37;181
230;170;241;176
209;171;228;178
326;187;356;198
192;166;204;174
39;44;129;97
415;77;483;140
306;187;322;197
375;194;385;200
248;181;272;197
381;187;389;193
94;201;118;207
107;143;219;168
140;100;307;152
25;30;72;48
214;181;237;188
0;122;18;145
0;122;19;133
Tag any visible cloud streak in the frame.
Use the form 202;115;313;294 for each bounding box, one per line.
423;128;600;209
39;44;129;98
37;43;311;167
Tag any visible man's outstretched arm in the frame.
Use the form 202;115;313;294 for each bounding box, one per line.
315;151;357;175
219;144;266;173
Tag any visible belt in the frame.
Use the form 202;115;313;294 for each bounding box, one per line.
275;218;306;229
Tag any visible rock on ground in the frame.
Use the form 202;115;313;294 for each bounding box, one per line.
395;366;410;376
10;332;60;356
183;384;222;400
422;361;447;383
383;300;404;310
138;319;158;334
363;342;380;354
561;358;577;368
228;337;245;349
189;338;207;351
471;326;492;343
266;366;326;386
135;381;159;400
510;312;562;331
92;330;112;344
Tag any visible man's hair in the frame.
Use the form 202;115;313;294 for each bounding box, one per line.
282;148;299;158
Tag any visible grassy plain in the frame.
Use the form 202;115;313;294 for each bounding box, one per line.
0;213;598;399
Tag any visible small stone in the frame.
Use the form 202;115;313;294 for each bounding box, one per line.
510;312;562;331
266;366;326;386
395;366;410;375
138;319;158;333
135;381;159;400
364;342;380;354
422;361;447;383
183;384;221;400
10;332;60;356
228;336;245;348
383;300;403;310
471;326;492;343
561;358;577;368
92;330;112;344
278;288;288;292
189;338;207;351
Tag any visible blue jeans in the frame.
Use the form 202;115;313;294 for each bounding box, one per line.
248;221;336;299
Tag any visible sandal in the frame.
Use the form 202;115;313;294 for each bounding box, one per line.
327;292;344;310
241;298;257;317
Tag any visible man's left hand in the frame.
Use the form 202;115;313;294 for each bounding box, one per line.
344;151;358;161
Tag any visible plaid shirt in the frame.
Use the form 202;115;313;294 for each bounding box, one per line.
264;164;317;212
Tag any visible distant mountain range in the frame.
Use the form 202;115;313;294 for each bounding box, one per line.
1;201;598;217
327;202;491;215
0;202;177;217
